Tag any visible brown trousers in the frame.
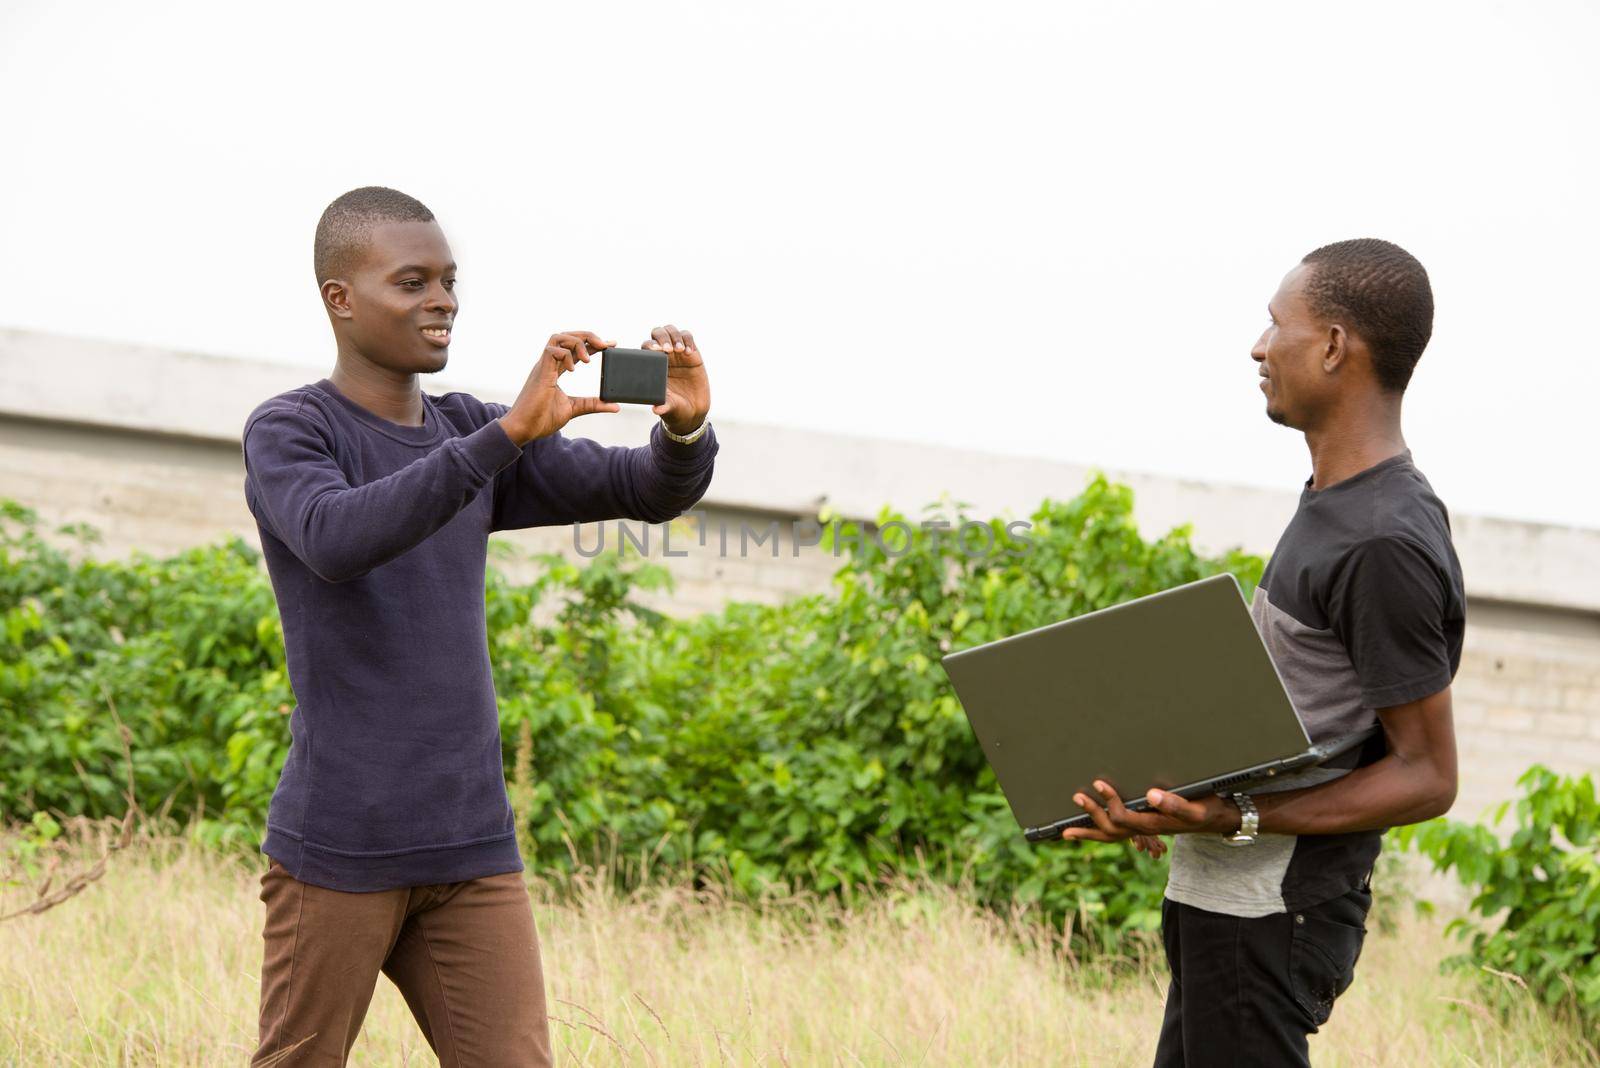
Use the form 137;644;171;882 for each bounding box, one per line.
250;858;553;1067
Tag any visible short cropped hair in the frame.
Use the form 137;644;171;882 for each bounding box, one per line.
1300;238;1434;393
313;186;435;284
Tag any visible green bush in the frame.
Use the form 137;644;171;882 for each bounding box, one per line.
0;500;283;839
0;477;1261;945
1395;765;1600;1027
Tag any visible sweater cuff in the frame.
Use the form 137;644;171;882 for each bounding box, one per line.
461;417;527;480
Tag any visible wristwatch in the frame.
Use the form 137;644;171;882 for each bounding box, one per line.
660;416;710;445
1222;792;1259;847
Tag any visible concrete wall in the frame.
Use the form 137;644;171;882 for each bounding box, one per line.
3;328;1596;827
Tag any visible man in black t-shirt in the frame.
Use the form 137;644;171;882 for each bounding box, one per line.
1061;239;1464;1066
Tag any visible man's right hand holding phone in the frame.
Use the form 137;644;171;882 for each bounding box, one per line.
498;331;621;446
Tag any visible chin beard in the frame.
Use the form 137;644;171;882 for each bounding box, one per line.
1266;404;1289;426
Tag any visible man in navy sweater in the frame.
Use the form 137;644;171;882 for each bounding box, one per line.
242;186;717;1066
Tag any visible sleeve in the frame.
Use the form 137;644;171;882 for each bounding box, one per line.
1326;535;1454;709
484;402;719;532
241;403;525;583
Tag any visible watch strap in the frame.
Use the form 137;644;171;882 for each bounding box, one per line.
1223;792;1259;845
661;416;709;445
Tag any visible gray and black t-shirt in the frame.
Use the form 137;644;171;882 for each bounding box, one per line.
1165;449;1465;917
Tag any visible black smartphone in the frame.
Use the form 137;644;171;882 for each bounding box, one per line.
598;347;669;405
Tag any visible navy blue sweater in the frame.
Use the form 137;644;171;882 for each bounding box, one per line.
241;377;717;891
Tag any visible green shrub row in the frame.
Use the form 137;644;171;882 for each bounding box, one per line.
2;479;1260;942
5;483;1595;1022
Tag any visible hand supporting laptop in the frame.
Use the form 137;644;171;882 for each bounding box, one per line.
1063;780;1242;857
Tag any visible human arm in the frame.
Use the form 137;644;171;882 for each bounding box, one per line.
491;324;717;530
242;403;524;583
1064;534;1460;844
1063;685;1457;840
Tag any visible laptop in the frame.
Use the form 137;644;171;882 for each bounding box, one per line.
940;572;1379;842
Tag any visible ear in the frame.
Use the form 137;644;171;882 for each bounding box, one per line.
1322;323;1349;375
321;278;354;320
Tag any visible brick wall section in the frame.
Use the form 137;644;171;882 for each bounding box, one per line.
4;412;1596;831
1449;618;1600;824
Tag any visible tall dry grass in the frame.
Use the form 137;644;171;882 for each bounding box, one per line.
1;831;1595;1066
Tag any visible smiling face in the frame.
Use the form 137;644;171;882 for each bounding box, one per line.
1251;263;1340;430
322;220;458;372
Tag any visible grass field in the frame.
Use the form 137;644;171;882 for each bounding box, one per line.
2;832;1595;1066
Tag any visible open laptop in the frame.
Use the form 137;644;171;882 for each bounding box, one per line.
940;572;1379;842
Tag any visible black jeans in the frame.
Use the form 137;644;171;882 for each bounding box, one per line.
1152;880;1372;1067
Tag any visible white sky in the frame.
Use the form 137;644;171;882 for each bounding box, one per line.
3;1;1596;529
